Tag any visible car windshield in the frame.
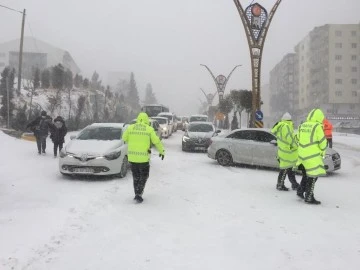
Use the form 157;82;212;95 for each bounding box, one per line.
159;114;172;121
77;127;122;140
153;118;167;124
190;116;207;122
188;124;213;132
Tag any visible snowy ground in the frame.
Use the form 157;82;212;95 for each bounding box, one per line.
0;130;360;270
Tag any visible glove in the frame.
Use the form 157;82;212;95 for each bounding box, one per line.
148;149;152;154
159;153;164;160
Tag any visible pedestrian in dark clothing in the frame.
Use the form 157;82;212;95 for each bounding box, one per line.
26;111;52;155
50;116;67;157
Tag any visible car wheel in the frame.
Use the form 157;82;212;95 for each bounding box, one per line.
118;156;128;178
216;149;233;166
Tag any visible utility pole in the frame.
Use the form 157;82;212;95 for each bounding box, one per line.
17;9;26;94
233;1;282;127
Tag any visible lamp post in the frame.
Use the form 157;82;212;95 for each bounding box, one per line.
200;64;241;102
233;0;282;127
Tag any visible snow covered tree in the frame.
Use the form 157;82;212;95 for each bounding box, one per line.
41;68;51;89
51;64;65;90
74;73;83;88
0;67;15;127
64;69;74;120
126;72;140;116
144;83;158;104
90;71;101;91
75;95;86;129
83;78;89;89
218;94;233;129
28;68;40;120
13;104;28;131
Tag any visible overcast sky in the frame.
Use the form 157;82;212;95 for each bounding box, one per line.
0;0;359;115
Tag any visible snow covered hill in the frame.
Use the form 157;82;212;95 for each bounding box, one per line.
0;131;360;270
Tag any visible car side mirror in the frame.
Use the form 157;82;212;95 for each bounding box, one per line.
215;130;221;134
70;135;76;140
270;139;277;146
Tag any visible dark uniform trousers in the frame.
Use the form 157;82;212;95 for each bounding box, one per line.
130;162;150;196
36;135;47;153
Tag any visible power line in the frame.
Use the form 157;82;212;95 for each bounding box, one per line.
0;3;23;14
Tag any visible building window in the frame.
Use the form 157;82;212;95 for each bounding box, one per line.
352;43;357;49
335;91;342;97
335;43;342;48
352;91;358;97
352;55;357;61
351;31;357;37
335;79;343;84
351;79;357;84
335;66;342;72
335;55;342;60
352;67;358;72
335;30;342;37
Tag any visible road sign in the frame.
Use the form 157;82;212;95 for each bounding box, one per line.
255;120;264;128
215;112;225;120
255;110;263;121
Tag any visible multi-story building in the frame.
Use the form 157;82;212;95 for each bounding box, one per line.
270;23;360;125
0;37;80;79
269;53;297;124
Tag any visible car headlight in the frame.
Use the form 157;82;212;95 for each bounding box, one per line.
182;136;190;142
104;151;121;160
163;127;167;131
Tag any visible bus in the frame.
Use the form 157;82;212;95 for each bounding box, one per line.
141;104;169;117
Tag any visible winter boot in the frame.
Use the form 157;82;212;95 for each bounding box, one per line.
134;194;143;203
276;170;289;191
305;178;321;205
287;169;299;190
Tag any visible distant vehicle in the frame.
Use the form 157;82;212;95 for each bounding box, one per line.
189;114;208;123
127;118;163;139
152;116;171;138
158;112;177;133
59;123;128;178
182;122;220;152
207;128;341;174
142;104;169;117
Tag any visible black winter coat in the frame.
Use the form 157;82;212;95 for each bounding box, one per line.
50;117;67;144
26;116;52;137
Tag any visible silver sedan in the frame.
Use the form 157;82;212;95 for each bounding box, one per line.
207;128;341;174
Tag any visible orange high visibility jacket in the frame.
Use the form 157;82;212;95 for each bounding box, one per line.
323;119;333;139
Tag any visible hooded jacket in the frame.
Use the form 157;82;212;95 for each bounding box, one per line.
50;116;68;144
323;118;333;139
297;109;328;177
271;118;298;169
122;112;165;163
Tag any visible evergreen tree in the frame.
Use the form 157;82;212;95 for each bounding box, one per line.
83;78;90;89
144;83;158;104
41;68;51;88
74;73;83;88
51;64;65;90
75;95;86;129
13;104;28;131
64;69;74;120
126;72;140;113
28;68;40;120
0;67;15;127
90;71;101;91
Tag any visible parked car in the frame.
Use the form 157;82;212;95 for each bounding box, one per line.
158;112;177;133
182;122;220;152
59;123;128;177
207;128;341;174
152;116;171;138
189;114;208;123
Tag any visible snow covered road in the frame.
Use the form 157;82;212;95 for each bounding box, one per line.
0;131;359;270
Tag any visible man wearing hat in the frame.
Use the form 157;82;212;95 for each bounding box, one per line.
271;112;299;191
26;111;52;155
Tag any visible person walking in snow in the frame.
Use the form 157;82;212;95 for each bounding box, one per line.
296;108;328;204
271;112;299;191
50;116;67;157
122;112;165;203
26;110;52;155
323;118;333;148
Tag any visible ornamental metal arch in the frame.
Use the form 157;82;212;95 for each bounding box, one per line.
233;0;282;127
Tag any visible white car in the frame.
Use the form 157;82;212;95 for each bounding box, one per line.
152;116;171;138
59;123;128;178
189;114;208;123
207;128;341;174
158;112;177;133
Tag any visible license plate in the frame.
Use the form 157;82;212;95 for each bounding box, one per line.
73;168;93;173
195;147;206;150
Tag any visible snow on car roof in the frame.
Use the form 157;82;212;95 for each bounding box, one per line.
152;116;168;120
188;121;213;125
89;123;126;128
190;114;208;117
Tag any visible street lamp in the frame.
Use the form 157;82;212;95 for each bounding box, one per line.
200;64;241;102
233;0;282;127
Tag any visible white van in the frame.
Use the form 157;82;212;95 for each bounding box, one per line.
158;112;176;133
